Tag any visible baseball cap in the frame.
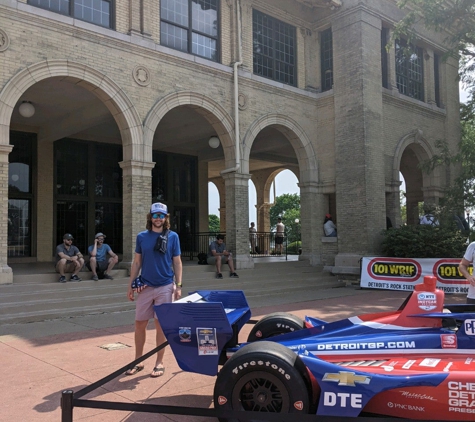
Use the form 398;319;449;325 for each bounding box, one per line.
95;232;106;239
151;202;168;214
216;234;225;240
63;233;74;240
325;214;331;218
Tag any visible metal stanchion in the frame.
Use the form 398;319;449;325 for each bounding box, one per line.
61;390;74;422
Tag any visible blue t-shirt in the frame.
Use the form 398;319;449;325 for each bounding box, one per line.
135;230;181;287
88;243;111;262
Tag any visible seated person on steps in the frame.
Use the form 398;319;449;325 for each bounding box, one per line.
207;234;239;279
55;233;84;283
87;232;118;280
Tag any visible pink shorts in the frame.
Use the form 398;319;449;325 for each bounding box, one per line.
135;283;174;321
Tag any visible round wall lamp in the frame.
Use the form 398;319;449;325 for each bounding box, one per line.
208;136;220;149
19;101;35;118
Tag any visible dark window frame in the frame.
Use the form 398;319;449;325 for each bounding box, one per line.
320;27;333;92
381;27;389;89
395;39;424;101
434;52;441;107
160;0;221;62
252;8;297;87
28;0;116;29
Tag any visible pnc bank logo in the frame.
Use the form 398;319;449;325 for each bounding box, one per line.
465;319;475;336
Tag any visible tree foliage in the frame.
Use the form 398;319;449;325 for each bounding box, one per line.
208;214;220;233
394;0;475;98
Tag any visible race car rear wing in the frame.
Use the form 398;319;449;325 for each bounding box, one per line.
154;290;251;376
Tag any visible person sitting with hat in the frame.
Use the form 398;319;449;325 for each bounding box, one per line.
323;214;337;237
87;232;119;280
55;233;85;283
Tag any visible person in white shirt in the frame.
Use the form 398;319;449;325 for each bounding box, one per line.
323;214;337;237
458;241;475;304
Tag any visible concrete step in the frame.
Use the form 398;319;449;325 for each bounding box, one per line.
1;259;345;325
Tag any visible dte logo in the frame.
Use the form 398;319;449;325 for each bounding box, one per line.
323;392;362;408
464;320;475;336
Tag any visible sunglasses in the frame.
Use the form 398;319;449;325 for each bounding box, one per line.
151;213;166;219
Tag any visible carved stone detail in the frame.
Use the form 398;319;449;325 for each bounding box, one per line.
132;65;151;87
0;29;10;52
238;93;248;110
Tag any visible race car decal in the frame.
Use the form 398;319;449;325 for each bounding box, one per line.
402;360;416;369
417;292;437;311
231;360;292;380
419;358;440;367
448;381;475;413
324;392;363;409
294;401;303;410
464;319;475;335
315;340;416;351
323;371;371;386
196;328;218;355
386;402;425;412
217;396;227;405
441;334;457;349
179;327;191;342
398;391;437;401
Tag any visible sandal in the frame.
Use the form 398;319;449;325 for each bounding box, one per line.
125;365;144;376
151;366;165;378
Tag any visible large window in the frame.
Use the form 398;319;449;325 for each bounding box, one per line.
28;0;114;29
320;28;333;92
8;132;36;258
55;139;122;254
395;40;424;101
161;0;220;61
252;9;296;86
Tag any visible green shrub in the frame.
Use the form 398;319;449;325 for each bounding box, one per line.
287;241;302;254
381;225;467;258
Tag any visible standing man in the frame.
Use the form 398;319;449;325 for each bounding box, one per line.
126;203;183;378
458;241;475;304
249;222;257;254
55;233;84;283
275;217;285;255
207;234;239;279
87;232;119;280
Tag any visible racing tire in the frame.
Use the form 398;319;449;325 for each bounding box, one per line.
214;341;313;421
247;312;305;342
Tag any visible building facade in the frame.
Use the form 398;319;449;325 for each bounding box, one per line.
0;0;460;283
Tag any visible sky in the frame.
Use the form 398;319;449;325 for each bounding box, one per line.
209;83;472;223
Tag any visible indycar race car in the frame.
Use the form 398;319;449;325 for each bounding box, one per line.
154;276;475;420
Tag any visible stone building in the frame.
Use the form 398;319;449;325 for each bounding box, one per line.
0;0;460;284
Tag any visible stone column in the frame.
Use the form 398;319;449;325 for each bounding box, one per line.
129;0;142;35
385;181;401;228
223;172;253;269
387;29;399;93
424;48;436;105
0;144;13;284
300;182;325;265
333;11;386;269
119;160;155;267
142;0;152;37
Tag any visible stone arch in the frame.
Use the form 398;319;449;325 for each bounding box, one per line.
242;114;317;184
393;129;441;224
392;129;437;183
0;59;143;154
143;91;235;165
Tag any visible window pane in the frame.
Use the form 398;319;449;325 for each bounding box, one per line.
321;28;333;91
56;201;87;253
56;139;88;196
94;202;122;253
28;0;70;15
161;0;188;26
192;33;217;60
161;22;188;52
253;9;295;86
74;0;111;28
95;144;122;198
192;0;218;37
9;134;33;194
8;199;30;257
395;40;424;100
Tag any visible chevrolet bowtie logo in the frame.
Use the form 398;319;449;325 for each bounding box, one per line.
323;371;371;386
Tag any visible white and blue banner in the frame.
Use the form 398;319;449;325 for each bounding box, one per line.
361;257;472;294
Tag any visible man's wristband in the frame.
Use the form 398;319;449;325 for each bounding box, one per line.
176;284;182;288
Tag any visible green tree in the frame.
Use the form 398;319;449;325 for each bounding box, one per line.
269;193;300;240
208;214;220;233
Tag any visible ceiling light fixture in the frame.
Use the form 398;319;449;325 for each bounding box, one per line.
18;101;35;118
208;136;220;149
